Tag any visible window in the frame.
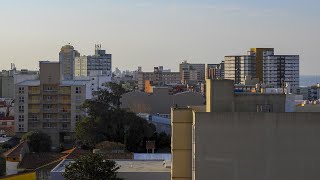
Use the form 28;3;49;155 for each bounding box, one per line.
19;96;25;103
46;114;52;119
257;104;273;112
19;106;24;113
19;115;24;122
19;87;25;94
47;96;52;101
76;106;81;110
18;124;24;131
75;115;81;122
75;87;81;94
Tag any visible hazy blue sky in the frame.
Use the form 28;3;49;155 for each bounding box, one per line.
0;0;319;74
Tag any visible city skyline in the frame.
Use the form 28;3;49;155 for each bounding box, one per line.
0;0;319;74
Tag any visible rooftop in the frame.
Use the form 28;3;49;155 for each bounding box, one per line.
51;159;171;173
16;80;40;86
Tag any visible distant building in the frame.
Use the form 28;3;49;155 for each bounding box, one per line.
179;61;205;84
224;48;299;88
205;62;224;80
59;44;80;80
15;61;87;148
121;87;205;115
0;68;38;99
74;44;112;78
292;84;320;100
137;67;180;91
171;79;320;180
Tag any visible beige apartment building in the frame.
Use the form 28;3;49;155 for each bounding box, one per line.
15;61;87;148
171;79;320;180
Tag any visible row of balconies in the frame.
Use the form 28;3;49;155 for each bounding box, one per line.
28;89;72;95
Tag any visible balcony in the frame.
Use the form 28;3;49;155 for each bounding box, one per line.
43;109;58;113
42;90;58;95
59;109;71;114
29;99;41;104
43;100;58;104
28;118;40;122
29;109;40;113
59;89;71;95
29;90;40;95
59;100;71;104
59;118;71;122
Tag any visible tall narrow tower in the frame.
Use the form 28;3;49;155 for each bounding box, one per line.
59;44;80;80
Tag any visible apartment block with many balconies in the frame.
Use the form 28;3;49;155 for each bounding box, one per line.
14;61;87;148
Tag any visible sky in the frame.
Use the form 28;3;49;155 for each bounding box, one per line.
0;0;319;74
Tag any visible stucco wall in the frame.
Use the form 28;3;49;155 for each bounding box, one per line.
121;91;204;114
118;172;170;180
193;112;320;180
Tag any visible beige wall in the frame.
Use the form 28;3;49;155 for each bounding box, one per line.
118;172;170;180
171;108;193;180
40;62;60;84
121;91;204;114
193;112;320;180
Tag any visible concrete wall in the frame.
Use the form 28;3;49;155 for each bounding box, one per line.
234;94;286;112
171;108;193;180
40;62;60;84
193;112;320;180
121;91;204;114
118;172;170;180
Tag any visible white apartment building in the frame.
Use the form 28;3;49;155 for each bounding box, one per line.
224;55;256;84
263;55;299;88
74;44;112;78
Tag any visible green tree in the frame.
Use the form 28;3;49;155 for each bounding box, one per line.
0;143;11;176
21;131;52;152
63;153;121;180
76;82;156;152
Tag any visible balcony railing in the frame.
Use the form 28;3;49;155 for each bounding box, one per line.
29;100;41;104
59;90;71;95
29;109;40;113
59;109;71;113
59;100;71;104
29;91;40;95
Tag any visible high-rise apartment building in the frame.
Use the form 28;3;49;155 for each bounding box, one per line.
224;55;256;84
15;61;87;148
59;44;80;80
224;48;299;88
263;55;299;88
74;44;112;77
179;61;205;84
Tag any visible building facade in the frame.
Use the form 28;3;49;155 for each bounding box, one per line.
74;44;112;78
0;69;38;99
224;48;299;88
224;55;256;84
59;44;80;80
171;79;320;180
137;67;180;91
15;62;86;148
179;61;205;84
205;62;224;80
263;55;299;88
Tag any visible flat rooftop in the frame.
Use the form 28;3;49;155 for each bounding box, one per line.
51;159;171;173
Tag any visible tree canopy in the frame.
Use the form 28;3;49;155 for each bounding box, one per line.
76;82;157;152
63;153;121;180
21;131;52;152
